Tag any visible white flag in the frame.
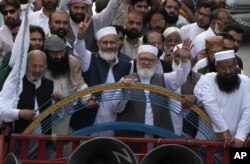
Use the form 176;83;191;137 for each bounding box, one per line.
0;4;30;122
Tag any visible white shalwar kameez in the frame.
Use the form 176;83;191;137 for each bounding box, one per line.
194;73;250;141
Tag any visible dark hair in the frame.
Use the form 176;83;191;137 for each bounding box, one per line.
162;0;180;8
0;0;20;12
95;0;109;13
131;0;151;6
145;6;168;23
223;23;244;35
197;1;217;12
112;24;125;35
217;32;234;41
143;30;165;44
210;8;231;22
30;25;46;41
48;10;69;24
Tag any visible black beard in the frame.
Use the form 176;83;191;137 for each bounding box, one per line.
197;22;210;29
47;52;70;78
124;28;141;39
208;57;217;72
51;28;68;38
166;13;178;24
70;11;85;23
42;1;58;10
6;19;21;29
157;49;163;58
216;73;241;94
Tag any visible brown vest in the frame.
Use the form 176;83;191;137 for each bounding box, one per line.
115;73;173;138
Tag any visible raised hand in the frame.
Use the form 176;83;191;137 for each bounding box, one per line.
177;39;193;63
77;14;92;40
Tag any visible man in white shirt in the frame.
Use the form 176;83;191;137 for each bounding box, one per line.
180;1;214;43
162;0;189;28
186;50;250;148
29;0;59;34
74;23;131;135
0;0;21;66
192;8;231;59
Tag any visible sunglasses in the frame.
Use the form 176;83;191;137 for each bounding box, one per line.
1;9;16;16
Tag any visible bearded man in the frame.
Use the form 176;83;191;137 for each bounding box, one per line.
44;35;88;136
120;10;144;59
74;25;131;133
104;43;191;139
67;0;122;52
186;50;250;148
0;0;21;66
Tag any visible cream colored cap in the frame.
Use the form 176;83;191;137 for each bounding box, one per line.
215;50;235;61
96;26;117;40
138;45;158;57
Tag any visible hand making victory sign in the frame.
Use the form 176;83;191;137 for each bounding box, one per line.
77;14;92;40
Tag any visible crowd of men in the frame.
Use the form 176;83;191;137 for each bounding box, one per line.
0;0;250;160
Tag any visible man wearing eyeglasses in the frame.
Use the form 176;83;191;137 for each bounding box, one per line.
192;8;232;60
0;0;21;66
180;1;215;44
108;42;191;139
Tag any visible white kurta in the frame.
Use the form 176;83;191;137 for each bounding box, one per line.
180;23;205;43
192;58;208;72
28;8;50;35
194;73;250;141
192;27;215;59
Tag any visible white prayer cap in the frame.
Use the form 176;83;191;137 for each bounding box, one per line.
138;45;158;57
96;26;117;40
67;0;92;5
215;50;235;62
163;27;181;39
173;43;182;53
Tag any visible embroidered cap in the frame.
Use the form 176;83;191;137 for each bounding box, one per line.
138;45;158;57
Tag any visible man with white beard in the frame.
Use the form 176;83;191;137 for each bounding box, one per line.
73;25;131;134
103;43;191;139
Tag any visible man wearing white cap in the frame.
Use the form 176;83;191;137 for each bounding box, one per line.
73;25;131;133
106;41;191;139
189;50;250;147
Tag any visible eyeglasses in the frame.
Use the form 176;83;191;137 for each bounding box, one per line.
196;11;210;19
138;57;156;63
1;9;16;16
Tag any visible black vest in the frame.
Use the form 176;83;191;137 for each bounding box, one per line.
70;53;131;130
115;73;173;138
15;76;53;134
83;52;131;87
